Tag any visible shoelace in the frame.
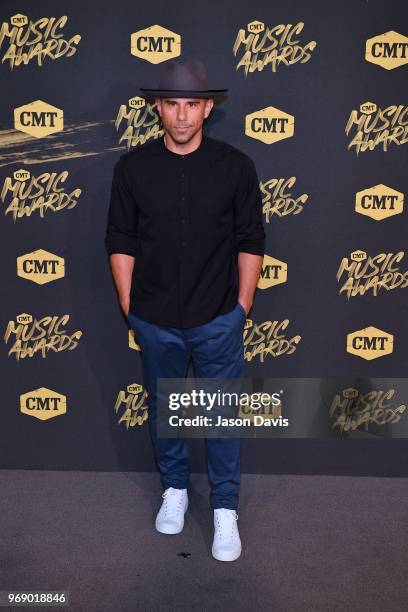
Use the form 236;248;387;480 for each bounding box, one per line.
215;510;239;541
161;488;185;517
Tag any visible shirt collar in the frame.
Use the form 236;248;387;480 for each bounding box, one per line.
160;133;207;159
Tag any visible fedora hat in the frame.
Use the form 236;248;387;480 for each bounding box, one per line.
139;59;228;100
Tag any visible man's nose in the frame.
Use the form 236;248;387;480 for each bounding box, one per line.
177;106;187;120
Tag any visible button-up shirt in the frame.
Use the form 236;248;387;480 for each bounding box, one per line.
104;133;266;328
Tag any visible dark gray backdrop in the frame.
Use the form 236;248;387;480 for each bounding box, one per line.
1;0;407;474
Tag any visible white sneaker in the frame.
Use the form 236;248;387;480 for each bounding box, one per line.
155;487;188;534
212;508;242;561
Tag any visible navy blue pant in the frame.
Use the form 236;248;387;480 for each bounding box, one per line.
127;302;246;510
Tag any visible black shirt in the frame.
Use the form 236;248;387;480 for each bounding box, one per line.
104;133;266;328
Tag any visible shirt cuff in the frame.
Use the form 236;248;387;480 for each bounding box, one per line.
104;236;137;257
235;240;265;256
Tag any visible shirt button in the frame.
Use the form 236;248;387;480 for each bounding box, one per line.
181;218;186;223
181;241;187;246
181;173;185;178
181;196;185;200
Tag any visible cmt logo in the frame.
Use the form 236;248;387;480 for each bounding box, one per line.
127;383;144;395
355;184;404;220
10;13;28;26
16;313;33;325
20;387;67;421
360;101;377;115
130;25;181;64
17;249;65;285
346;326;394;360
350;250;366;262
14;100;63;138
245;106;294;144
365;31;408;70
128;96;146;110
257;254;287;288
13;168;31;182
247;20;265;33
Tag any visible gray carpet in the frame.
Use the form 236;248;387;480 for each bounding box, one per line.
1;470;407;612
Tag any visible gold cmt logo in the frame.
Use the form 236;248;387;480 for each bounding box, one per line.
330;386;407;432
261;176;309;220
233;20;316;75
5;313;82;361
17;249;65;284
346;326;394;360
128;96;146;110
13;168;30;182
243;319;302;362
365;31;408;70
20;387;67;421
130;24;181;63
14;99;63;138
258;254;287;289
336;250;408;299
247;20;265;33
355;184;404;220
115;383;148;428
115;96;162;149
245;106;294;144
345;101;408;154
10;13;28;26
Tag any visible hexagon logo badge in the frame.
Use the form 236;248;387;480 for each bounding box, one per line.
350;250;367;262
127;383;144;395
245;106;295;144
16;313;33;325
13;168;30;182
365;31;408;70
10;14;28;27
359;101;377;115
130;24;181;64
355;184;404;220
128;96;146;110
17;249;65;285
20;387;67;421
247;21;265;33
14;100;63;138
257;254;287;288
346;326;394;360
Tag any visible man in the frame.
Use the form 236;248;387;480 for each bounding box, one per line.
105;59;265;562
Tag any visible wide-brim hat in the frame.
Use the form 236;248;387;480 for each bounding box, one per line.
139;59;228;101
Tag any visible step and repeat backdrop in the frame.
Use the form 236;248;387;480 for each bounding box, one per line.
1;0;407;474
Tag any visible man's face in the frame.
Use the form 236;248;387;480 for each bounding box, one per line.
155;97;214;144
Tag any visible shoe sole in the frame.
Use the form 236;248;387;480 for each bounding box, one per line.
211;545;242;562
155;497;188;535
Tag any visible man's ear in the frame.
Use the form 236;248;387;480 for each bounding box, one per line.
155;98;162;115
204;98;214;119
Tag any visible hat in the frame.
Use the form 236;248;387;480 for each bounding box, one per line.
139;59;228;100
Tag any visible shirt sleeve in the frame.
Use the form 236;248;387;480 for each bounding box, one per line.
232;155;266;256
104;158;139;257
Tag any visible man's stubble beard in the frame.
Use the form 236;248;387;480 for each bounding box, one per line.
164;123;203;146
